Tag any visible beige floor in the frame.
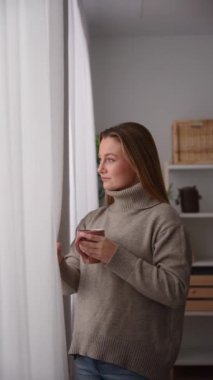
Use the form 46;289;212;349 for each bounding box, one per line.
172;366;213;380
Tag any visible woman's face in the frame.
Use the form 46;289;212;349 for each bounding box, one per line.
97;137;139;191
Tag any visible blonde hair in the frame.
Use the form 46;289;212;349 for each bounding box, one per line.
99;122;169;206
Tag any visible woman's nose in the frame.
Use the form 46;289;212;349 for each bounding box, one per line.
97;161;105;174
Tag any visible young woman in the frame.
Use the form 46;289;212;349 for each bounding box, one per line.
58;122;192;380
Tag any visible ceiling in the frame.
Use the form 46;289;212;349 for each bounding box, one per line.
82;0;213;38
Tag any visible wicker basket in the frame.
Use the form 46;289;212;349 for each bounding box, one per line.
172;119;213;164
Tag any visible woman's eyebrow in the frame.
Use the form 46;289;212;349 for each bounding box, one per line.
98;153;117;159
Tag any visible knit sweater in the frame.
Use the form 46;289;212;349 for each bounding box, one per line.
60;183;192;380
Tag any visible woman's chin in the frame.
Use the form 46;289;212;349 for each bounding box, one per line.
103;183;114;191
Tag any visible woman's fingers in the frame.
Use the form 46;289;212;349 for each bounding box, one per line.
56;242;64;264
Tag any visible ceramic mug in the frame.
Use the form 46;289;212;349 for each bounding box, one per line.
76;229;105;264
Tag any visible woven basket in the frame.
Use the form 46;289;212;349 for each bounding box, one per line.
172;119;213;164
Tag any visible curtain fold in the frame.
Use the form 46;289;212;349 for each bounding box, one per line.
0;1;69;379
65;1;98;378
68;0;98;241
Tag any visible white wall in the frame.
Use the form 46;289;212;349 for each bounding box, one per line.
90;35;213;164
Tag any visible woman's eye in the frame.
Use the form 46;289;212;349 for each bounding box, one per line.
98;157;116;165
106;158;115;163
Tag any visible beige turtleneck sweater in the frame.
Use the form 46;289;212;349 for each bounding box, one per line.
60;183;192;380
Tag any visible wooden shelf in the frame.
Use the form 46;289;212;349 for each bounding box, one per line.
180;213;213;218
167;163;213;170
192;260;213;267
176;347;213;366
185;311;213;316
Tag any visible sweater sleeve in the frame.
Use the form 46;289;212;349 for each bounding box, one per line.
106;223;192;309
60;242;80;295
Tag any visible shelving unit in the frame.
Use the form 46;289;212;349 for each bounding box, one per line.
164;163;213;262
164;163;213;366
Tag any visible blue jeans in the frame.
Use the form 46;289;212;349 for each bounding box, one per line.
74;355;149;380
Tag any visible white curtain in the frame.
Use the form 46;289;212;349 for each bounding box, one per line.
65;0;98;377
68;0;98;240
0;1;69;379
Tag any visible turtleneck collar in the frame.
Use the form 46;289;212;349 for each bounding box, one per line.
106;183;160;212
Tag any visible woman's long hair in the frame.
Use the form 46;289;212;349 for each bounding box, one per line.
99;122;169;205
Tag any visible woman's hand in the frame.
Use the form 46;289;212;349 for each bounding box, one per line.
75;231;117;264
75;232;98;264
57;242;64;265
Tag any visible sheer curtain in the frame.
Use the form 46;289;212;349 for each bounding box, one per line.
68;0;98;238
64;0;98;377
0;1;69;379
